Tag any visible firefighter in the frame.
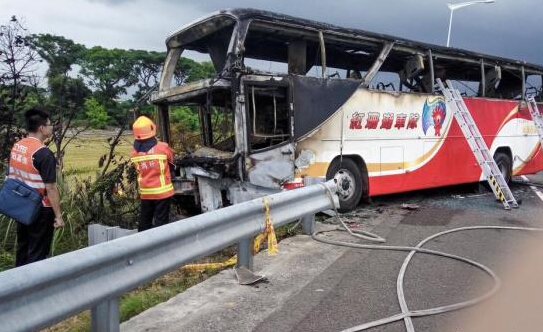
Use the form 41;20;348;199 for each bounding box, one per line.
130;116;175;232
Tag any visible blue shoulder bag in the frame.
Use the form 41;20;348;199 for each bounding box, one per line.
0;178;43;225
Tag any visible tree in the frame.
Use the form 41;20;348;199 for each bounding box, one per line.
173;58;216;86
129;51;216;121
79;47;138;122
130;51;217;101
31;34;90;171
0;16;40;161
130;50;164;101
84;97;109;128
30;34;85;79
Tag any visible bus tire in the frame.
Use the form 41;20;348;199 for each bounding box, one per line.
326;158;365;212
494;152;512;183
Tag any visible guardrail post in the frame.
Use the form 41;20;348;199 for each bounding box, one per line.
301;214;315;235
237;237;254;270
91;298;119;332
88;224;135;332
300;176;324;235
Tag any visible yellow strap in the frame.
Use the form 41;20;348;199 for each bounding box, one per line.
140;183;174;194
182;255;238;271
255;197;278;255
130;154;168;163
254;233;266;254
184;198;280;271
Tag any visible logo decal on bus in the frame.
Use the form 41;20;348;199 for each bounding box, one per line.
422;97;447;136
349;112;420;130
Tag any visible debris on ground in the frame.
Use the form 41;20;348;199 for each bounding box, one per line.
234;266;266;285
401;203;420;210
464;193;489;198
321;210;337;217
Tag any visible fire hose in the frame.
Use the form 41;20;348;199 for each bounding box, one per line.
312;184;543;332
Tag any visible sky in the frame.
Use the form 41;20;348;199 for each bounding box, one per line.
1;0;542;66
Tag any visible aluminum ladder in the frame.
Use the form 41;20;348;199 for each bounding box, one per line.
526;95;543;149
437;78;518;209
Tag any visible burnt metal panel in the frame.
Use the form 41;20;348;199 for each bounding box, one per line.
167;14;236;49
362;42;394;87
246;143;295;188
288;40;307;75
292;76;359;138
157;104;171;144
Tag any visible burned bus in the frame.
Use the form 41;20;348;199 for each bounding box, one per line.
151;8;543;212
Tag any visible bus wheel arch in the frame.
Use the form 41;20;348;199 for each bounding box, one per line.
493;147;512;183
325;155;369;212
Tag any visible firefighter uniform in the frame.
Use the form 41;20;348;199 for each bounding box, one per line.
130;116;174;231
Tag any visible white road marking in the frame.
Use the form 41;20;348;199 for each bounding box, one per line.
522;175;543;202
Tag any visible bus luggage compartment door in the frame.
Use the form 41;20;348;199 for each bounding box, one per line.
246;143;295;189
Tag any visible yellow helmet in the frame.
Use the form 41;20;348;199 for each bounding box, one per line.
132;116;157;140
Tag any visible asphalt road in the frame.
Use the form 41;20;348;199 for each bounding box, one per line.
255;173;543;332
122;173;543;332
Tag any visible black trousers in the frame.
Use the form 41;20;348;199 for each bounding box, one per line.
139;198;171;232
16;207;55;267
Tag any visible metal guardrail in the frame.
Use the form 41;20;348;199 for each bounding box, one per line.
0;180;339;332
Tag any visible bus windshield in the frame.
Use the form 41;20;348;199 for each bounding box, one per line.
166;14;237;77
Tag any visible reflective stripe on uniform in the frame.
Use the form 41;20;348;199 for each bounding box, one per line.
139;183;174;194
9;167;43;181
8;175;46;189
130;154;168;163
159;159;166;187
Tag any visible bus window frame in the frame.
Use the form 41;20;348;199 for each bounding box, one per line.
242;77;294;154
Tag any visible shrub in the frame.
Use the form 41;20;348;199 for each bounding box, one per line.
85;97;110;129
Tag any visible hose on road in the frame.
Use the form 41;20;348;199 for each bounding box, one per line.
313;185;543;332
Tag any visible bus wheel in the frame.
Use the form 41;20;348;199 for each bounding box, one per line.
326;158;364;212
494;152;512;183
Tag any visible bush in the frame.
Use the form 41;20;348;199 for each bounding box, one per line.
170;106;199;131
85;97;110;129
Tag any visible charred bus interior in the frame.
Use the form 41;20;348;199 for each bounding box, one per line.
242;18;541;99
238;16;543;144
169;88;237;174
246;84;290;150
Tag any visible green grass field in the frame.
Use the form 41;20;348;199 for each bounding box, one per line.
60;132;133;177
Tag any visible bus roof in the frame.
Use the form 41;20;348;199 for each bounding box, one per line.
166;8;543;75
